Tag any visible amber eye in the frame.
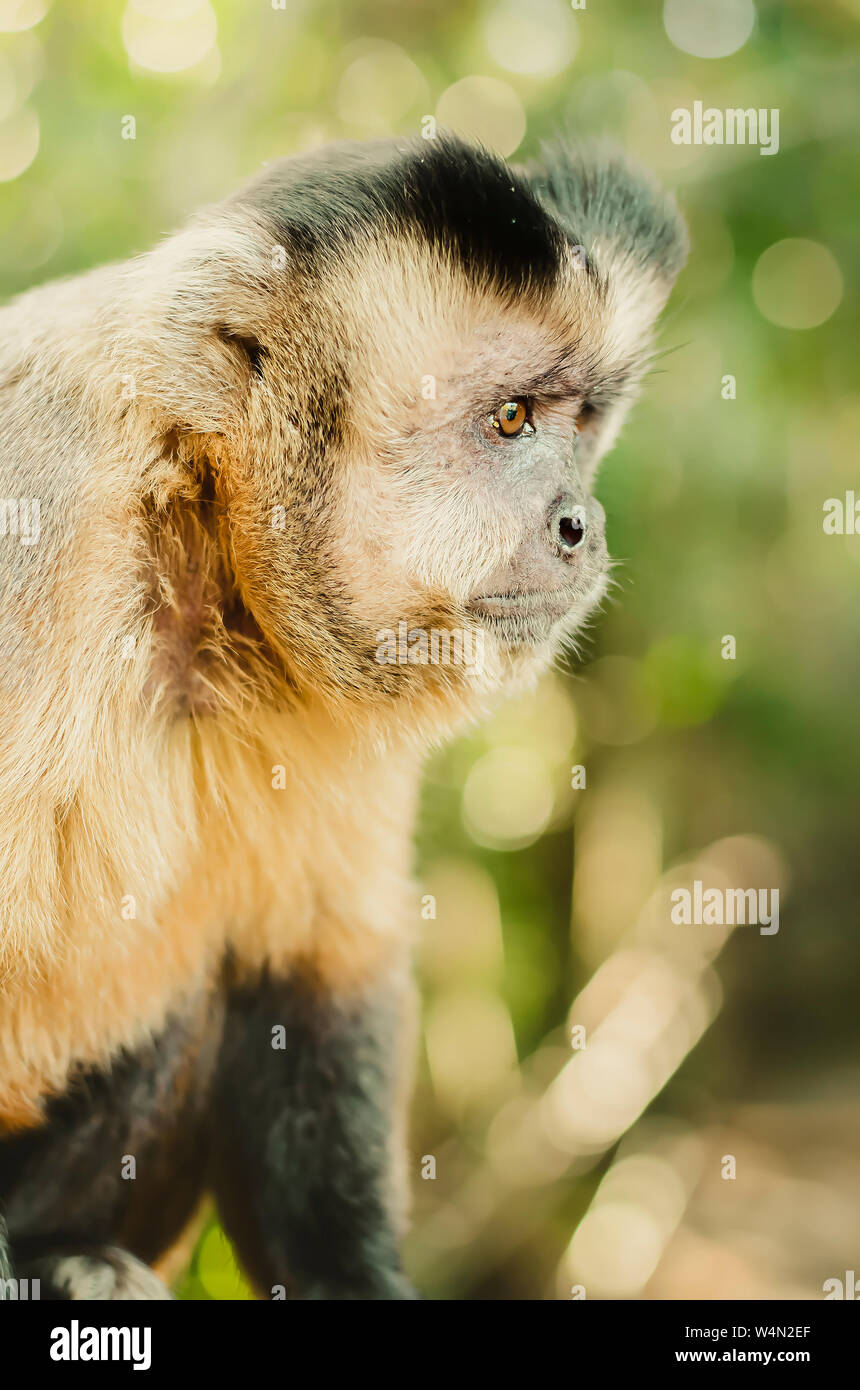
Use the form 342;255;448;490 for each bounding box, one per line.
491;399;533;438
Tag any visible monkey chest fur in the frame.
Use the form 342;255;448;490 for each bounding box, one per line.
0;709;418;1131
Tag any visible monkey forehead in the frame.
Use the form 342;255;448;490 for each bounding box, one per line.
314;232;640;424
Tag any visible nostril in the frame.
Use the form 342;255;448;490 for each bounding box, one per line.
558;513;585;550
548;496;589;556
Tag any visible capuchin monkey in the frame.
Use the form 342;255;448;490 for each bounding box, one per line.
0;133;685;1300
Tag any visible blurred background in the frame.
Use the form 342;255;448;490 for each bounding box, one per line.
2;0;857;1299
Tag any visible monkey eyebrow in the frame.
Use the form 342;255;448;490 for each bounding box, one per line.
524;347;643;404
508;355;629;404
461;346;638;413
476;348;587;403
522;346;584;395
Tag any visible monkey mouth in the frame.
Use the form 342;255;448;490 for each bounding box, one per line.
467;588;581;644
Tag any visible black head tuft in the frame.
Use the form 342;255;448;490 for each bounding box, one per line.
232;134;567;301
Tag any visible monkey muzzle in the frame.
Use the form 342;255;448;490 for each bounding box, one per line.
468;492;608;646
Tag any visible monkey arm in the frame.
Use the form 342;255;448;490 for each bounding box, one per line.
210;954;418;1300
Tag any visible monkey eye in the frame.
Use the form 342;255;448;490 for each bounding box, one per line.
490;398;534;438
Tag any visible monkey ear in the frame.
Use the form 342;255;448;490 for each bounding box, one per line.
118;215;277;438
516;137;688;293
215;327;269;381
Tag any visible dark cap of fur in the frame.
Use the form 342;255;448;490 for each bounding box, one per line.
231;133;568;301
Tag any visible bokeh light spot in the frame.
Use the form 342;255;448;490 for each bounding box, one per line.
752;238;843;330
424;988;518;1114
663;0;756;59
336;41;428;134
483;0;578;78
568;1200;664;1295
436;76;525;156
122;0;217;74
462;746;554;849
0;0;48;33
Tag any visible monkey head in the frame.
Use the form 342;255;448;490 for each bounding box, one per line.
130;135;686;723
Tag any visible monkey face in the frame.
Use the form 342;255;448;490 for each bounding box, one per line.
327;282;615;668
303;211;682;705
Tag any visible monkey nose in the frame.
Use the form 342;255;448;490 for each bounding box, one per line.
547;495;589;556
